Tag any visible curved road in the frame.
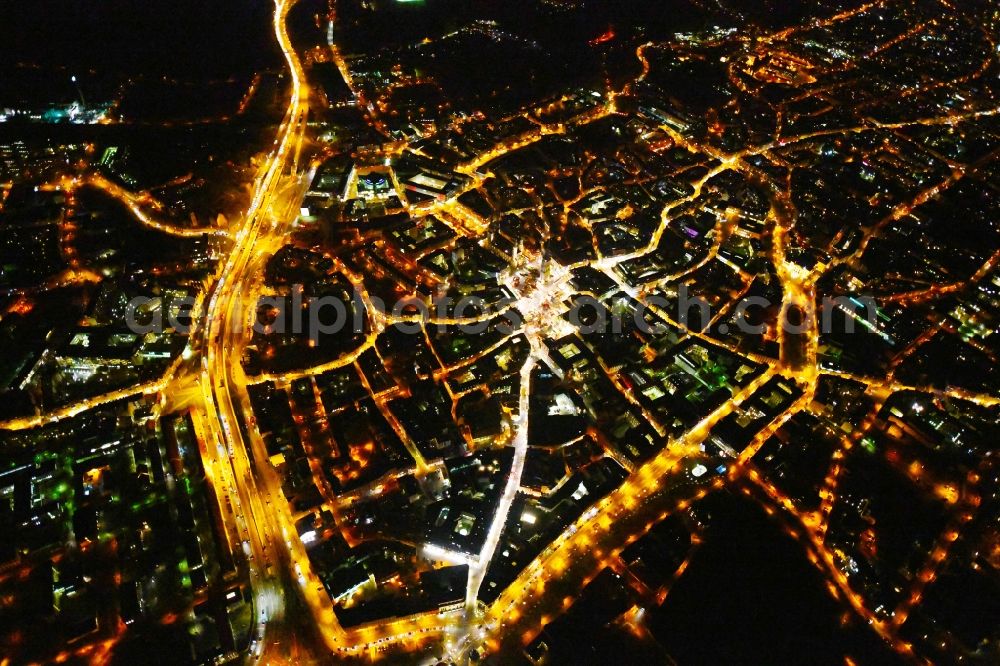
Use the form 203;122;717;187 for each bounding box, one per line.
197;0;327;660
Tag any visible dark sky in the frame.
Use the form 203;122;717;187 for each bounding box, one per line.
0;0;277;90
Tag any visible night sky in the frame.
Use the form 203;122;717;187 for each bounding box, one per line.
0;0;277;103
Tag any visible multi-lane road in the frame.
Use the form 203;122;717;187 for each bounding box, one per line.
196;0;324;660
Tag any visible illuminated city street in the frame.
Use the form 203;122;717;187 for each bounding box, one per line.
1;0;999;664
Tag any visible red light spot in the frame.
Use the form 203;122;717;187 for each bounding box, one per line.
589;27;615;46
